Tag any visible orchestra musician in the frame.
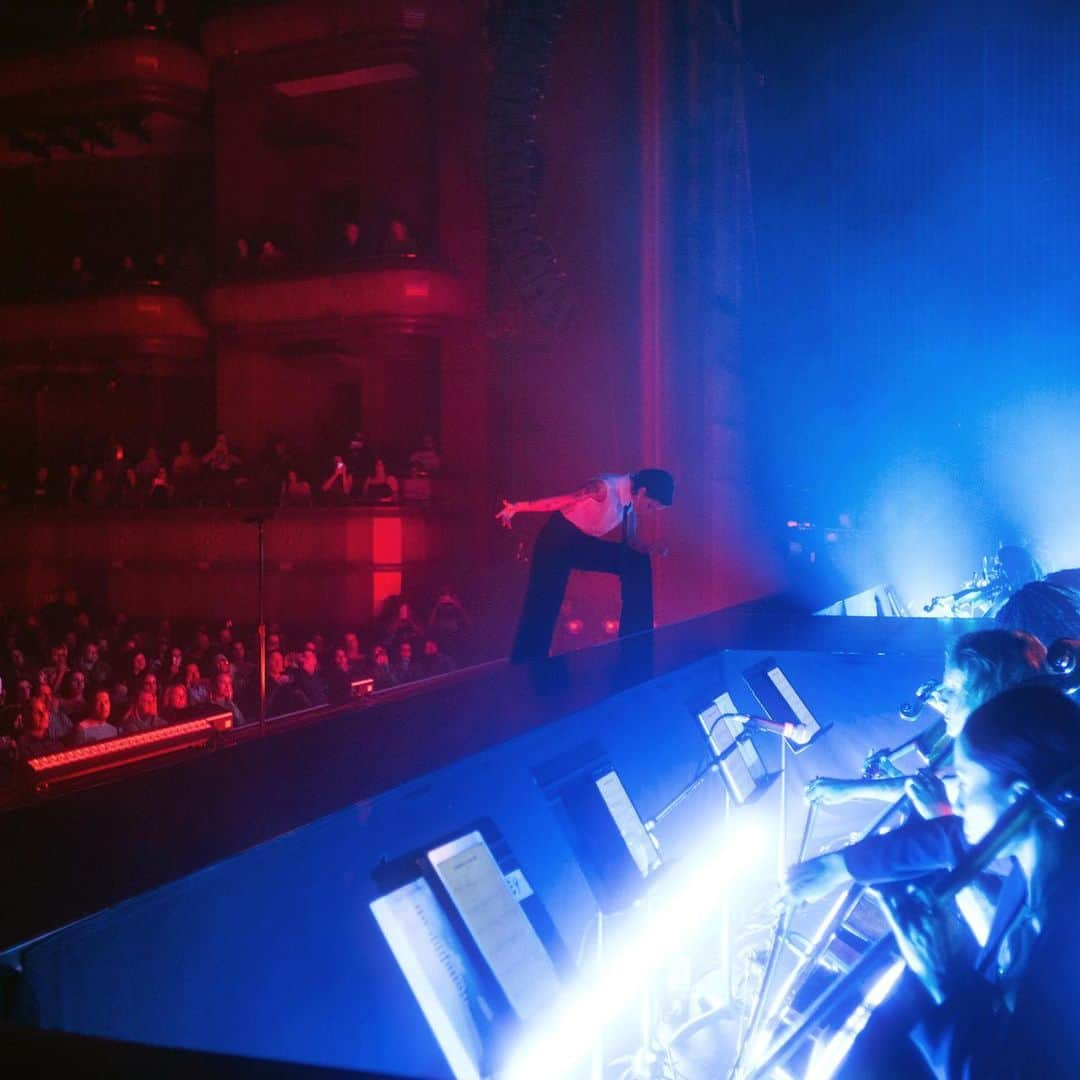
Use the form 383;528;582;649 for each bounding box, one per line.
786;630;1047;906
781;630;1047;1078
884;685;1080;1077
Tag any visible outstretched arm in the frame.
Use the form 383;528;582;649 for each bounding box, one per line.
495;478;606;528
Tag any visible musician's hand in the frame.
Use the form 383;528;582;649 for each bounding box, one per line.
495;500;518;529
805;777;862;806
784;853;850;904
878;883;967;1006
905;771;952;820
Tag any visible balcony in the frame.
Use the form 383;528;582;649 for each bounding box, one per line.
0;290;208;372
205;259;469;341
0;34;209;137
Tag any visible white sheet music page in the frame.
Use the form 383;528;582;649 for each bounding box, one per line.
428;831;561;1024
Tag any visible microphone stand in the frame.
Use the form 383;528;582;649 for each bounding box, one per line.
243;512;270;732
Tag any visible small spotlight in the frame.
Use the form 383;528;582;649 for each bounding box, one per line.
565;618;583;636
602;618;618;635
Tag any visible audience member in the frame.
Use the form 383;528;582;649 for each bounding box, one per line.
118;467;141;508
346;432;376;481
86;466;110;508
16;697;64;761
293;647;329;708
382;218;418;257
280;469;313;508
184;662;209;706
408;434;441;476
38;683;72;743
258;239;285;269
74;689;119;745
162;682;189;723
421;638;456;678
210;672;244;727
368;645;397;690
119;0;140;35
342;220;363;256
116;252;140;289
65;463;85;505
121;688;165;734
30;466;52;508
135;444;163;488
392;640;416;683
201;432;243;505
321;456;353;506
171;438;201;503
58;669;89;723
327;647;353;704
145;0;173;35
362;459;399;504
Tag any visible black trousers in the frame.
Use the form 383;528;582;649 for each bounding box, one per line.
510;512;653;662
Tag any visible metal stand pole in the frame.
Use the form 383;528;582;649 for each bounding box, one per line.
256;516;267;732
592;909;604;1080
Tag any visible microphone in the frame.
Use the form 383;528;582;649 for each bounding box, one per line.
732;713;814;746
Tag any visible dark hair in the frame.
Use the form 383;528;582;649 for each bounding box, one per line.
962;685;1080;791
995;582;1080;647
629;468;674;506
996;545;1042;590
948;629;1047;710
1045;568;1080;591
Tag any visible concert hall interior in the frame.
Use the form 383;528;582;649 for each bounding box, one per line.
2;2;1080;1078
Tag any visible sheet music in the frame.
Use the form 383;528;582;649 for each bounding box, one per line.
429;832;561;1024
371;877;494;1080
767;666;821;737
595;770;662;878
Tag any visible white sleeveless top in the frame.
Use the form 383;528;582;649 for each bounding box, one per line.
561;473;632;537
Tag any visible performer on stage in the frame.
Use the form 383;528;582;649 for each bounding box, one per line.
497;468;674;663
